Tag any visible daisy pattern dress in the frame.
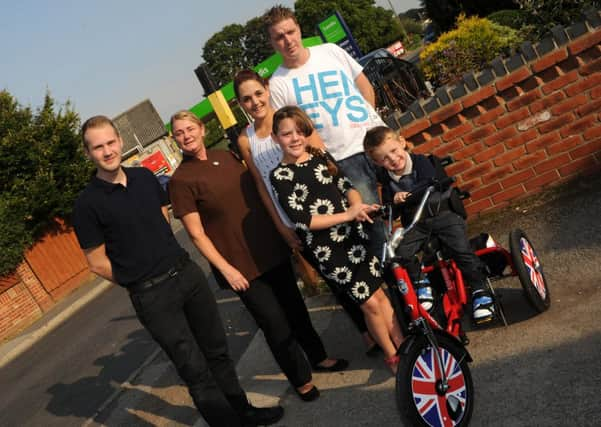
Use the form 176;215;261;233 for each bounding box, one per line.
270;153;382;305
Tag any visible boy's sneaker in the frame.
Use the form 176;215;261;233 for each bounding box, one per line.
417;286;434;311
472;290;494;324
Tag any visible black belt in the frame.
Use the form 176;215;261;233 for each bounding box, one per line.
128;255;189;293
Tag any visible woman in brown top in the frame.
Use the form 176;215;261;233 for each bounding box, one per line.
168;111;347;402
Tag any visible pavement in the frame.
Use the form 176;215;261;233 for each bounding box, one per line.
2;172;601;426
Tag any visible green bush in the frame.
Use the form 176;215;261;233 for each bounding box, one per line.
487;9;532;30
0;90;93;276
419;15;523;86
515;0;599;39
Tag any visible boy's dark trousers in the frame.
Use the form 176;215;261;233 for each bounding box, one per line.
128;259;248;427
395;210;487;292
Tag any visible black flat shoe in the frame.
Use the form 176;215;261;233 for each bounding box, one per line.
241;404;284;426
296;385;320;402
312;358;349;372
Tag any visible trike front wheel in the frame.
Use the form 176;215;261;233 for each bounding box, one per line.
509;229;550;313
396;334;474;427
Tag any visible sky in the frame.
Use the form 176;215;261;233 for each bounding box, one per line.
0;0;421;123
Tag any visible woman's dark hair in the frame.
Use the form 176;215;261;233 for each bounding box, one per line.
272;106;338;176
233;69;268;100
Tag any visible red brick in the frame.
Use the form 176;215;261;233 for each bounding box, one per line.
524;170;561;191
462;162;494;182
492;185;527;203
484;127;519;146
547;135;583;155
592;85;601;99
514;151;548;170
481;165;515;185
525;132;559;153
474;144;505;163
441;122;473;142
470;181;502;200
580;56;601;76
462;86;497;109
430;103;463;124
530;92;566;114
493;146;526;166
534;153;571;173
401;118;431;139
446;159;472;176
531;48;569;73
550;94;589;116
495;107;530;129
539;113;576;134
463;125;497;145
501;168;536;188
455;142;485;160
474;106;506;126
495;67;533;92
568;29;601;55
570;137;601;159
507;89;542;112
565;73;601;97
558;155;599;177
576;98;601;118
560;115;598;138
465;198;493;216
541;70;580;95
433;139;464;158
584;125;601;141
457;178;482;192
505;128;539;149
413;137;442;155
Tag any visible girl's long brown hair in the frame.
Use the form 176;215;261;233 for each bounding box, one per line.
272;106;338;176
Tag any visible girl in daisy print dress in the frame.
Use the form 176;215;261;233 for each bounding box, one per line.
270;106;404;373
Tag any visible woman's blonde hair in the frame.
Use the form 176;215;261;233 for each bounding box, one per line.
169;110;204;131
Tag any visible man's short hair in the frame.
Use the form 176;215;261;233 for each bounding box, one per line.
363;126;396;155
263;4;298;32
81;115;119;148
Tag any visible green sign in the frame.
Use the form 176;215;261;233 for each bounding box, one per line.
181;36;324;125
318;14;346;43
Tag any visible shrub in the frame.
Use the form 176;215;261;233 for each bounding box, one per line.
515;0;599;38
0;90;93;276
487;9;532;30
419;15;523;86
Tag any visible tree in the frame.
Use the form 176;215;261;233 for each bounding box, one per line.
515;0;600;37
0;90;92;275
294;0;404;54
421;0;519;33
202;17;273;88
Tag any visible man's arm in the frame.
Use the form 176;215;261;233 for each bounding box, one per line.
83;244;115;283
355;72;376;108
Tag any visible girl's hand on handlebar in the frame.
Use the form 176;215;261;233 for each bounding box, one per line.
393;191;411;204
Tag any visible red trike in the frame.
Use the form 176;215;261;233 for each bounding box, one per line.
380;175;550;427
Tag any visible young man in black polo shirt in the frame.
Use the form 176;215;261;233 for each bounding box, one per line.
72;115;283;427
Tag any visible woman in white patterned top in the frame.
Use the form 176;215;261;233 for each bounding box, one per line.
234;69;382;357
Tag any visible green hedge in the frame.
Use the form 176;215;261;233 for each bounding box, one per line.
0;91;93;276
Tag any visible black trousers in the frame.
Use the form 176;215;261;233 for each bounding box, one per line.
237;261;325;388
129;259;247;427
395;211;487;293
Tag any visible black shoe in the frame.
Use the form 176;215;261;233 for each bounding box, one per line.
365;343;382;358
312;358;349;372
241;404;284;427
296;385;320;402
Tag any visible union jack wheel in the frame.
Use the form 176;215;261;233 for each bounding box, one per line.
508;229;551;313
396;334;474;427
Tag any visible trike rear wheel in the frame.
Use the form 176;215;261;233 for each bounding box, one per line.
396;334;474;427
509;229;550;313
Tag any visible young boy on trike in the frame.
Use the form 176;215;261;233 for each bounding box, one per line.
363;126;495;324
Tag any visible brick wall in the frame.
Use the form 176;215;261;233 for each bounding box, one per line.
389;10;601;218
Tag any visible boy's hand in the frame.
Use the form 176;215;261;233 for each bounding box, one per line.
393;191;411;204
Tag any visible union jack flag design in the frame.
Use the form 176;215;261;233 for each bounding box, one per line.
411;346;467;427
520;237;547;299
